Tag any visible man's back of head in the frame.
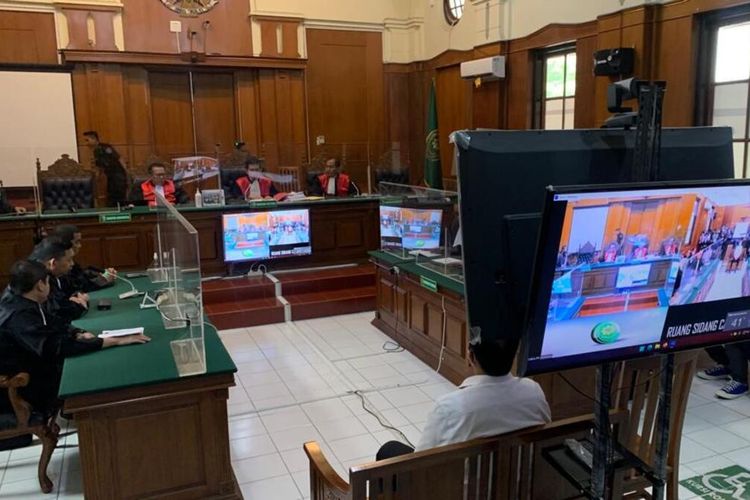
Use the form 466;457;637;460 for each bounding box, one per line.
468;337;518;376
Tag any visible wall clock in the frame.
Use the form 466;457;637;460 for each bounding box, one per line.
160;0;219;17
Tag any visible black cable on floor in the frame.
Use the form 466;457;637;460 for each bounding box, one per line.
348;389;415;448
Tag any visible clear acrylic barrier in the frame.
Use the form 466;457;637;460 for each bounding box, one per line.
378;182;463;282
151;190;206;377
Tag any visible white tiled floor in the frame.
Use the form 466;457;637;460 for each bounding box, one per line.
2;312;749;499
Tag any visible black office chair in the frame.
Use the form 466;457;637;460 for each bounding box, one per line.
220;168;247;198
375;169;409;186
36;155;95;211
306;171;322;193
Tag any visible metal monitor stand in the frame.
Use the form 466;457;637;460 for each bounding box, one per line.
590;80;672;500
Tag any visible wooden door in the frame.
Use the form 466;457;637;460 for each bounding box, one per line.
192;72;236;156
149;72;195;159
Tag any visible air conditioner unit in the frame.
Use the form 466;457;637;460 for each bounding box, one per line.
460;56;505;80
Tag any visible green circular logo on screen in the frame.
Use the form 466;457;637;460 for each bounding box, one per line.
242;249;255;257
591;321;621;344
416;240;425;248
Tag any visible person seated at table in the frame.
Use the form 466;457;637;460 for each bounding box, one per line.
52;225;116;293
29;237;88;323
231;158;278;201
309;158;359;197
128;162;188;207
0;260;150;416
375;336;551;460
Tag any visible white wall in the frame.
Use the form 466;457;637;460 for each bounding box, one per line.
0;71;78;186
414;0;672;61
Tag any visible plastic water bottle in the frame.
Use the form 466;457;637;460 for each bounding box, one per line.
195;190;203;208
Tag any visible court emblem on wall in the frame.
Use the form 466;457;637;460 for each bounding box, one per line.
160;0;219;16
425;129;440;161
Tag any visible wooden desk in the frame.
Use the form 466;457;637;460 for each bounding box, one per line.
0;196;380;286
370;250;597;420
59;279;240;499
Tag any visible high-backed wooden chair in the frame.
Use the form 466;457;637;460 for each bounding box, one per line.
0;372;60;494
277;166;301;193
36;155;95;211
305;412;628;500
613;351;699;500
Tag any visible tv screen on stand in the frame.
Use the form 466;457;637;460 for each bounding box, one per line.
378;206;444;252
521;181;750;376
223;209;311;262
455;126;734;344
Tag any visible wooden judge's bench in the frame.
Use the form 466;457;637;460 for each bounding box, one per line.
0;196;380;286
369;250;596;420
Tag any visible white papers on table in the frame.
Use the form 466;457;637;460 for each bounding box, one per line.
98;327;144;339
409;250;441;258
432;257;462;265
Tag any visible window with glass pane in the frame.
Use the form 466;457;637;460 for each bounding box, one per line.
444;0;465;24
709;21;750;177
542;51;576;130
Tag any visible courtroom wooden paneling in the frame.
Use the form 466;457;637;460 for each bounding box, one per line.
192;72;237;155
0;11;57;65
575;36;598;129
0;200;379;288
435;65;472;177
256;69;308;169
384;68;413;174
373;266;471;385
234;70;262;154
67;373;239;499
306;29;385;188
654;14;700;127
121;0;252;56
149;71;195;158
254;16;302;59
506;50;534;129
121;65;155;173
0;221;36;284
60;6;118;51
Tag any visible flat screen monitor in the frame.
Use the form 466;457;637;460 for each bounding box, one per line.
455;127;734;343
378;206;443;251
521;181;750;376
401;208;443;250
223;209;311;262
379;205;403;250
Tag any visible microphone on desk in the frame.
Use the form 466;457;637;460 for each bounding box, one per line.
115;273;143;299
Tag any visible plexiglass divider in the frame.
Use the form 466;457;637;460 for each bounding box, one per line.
377;182;463;282
150;190;206;377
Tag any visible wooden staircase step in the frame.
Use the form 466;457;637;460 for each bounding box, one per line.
278;265;375;295
202;276;276;304
289;286;375;321
207;296;285;329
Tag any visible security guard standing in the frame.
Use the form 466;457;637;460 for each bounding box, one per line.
83;131;128;206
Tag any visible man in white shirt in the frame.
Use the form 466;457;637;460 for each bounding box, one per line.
376;336;551;459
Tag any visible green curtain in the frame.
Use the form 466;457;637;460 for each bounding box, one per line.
424;79;443;189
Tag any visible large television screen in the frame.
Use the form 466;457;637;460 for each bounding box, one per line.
223;209;311;262
521;181;750;376
379;206;443;251
455;127;734;344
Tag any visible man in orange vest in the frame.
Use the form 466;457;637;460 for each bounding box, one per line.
129;162;188;207
310;158;359;197
231;159;278;201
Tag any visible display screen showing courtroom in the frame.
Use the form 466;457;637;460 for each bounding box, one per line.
222;209;311;262
522;182;750;375
379;206;443;251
